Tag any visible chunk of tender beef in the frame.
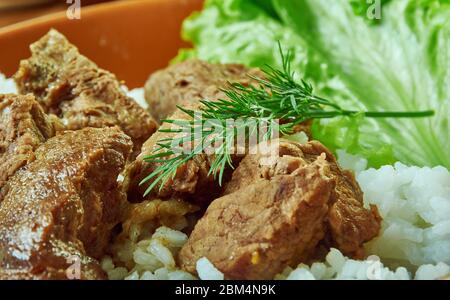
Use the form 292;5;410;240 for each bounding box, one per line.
300;142;382;258
178;140;381;279
124;128;223;203
0;94;59;201
224;140;381;258
178;156;334;280
144;59;264;122
0;127;132;279
14;29;157;156
125;61;263;203
223;139;308;195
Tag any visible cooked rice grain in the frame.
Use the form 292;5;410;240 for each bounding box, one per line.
358;163;450;267
0;73;17;94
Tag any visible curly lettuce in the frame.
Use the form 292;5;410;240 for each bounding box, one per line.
176;0;450;169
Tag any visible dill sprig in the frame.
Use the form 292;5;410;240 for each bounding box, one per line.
140;44;434;196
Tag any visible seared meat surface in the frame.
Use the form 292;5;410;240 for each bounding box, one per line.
0;127;132;279
178;140;381;279
145;59;264;122
124;128;219;203
224;140;381;257
302;144;382;258
126;61;263;202
0;94;58;201
14;30;157;156
179;154;334;280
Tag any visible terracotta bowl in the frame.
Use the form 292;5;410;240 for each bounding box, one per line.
0;0;203;88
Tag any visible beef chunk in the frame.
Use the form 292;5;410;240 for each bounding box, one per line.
223;139;308;195
14;30;157;156
300;142;382;258
0;94;59;201
178;155;334;280
145;59;264;122
125;61;263;202
0;127;132;279
178;140;381;279
224;140;381;257
124;128;222;203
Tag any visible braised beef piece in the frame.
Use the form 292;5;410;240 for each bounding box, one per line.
178;140;381;279
125;61;263;203
124;133;224;203
179;154;334;280
0;127;132;279
292;141;382;258
14;29;157;157
144;59;264;122
0;94;59;201
223;140;381;257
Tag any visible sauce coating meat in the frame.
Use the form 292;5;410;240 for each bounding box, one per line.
0;127;132;279
14;30;157;157
178;140;381;279
225;140;382;258
144;59;264;122
179;152;334;279
0;94;59;201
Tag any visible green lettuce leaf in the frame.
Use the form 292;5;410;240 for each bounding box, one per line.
174;0;308;73
176;0;450;169
311;116;396;168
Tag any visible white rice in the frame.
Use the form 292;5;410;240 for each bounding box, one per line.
0;73;17;94
102;226;196;280
277;248;449;280
357;162;450;267
196;257;224;280
106;224;448;280
121;85;148;109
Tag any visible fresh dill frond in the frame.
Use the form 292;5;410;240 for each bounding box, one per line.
140;43;434;196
